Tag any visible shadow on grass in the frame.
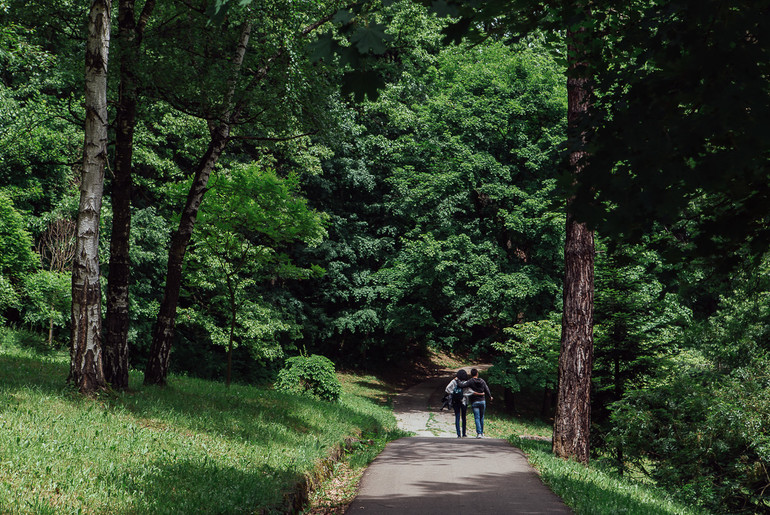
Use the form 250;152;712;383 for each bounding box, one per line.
514;438;695;515
122;379;392;449
0;352;391;457
110;457;297;514
352;379;393;393
0;352;70;397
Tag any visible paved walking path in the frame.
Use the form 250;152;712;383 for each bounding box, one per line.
346;368;572;514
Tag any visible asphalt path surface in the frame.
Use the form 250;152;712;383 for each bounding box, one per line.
346;368;572;514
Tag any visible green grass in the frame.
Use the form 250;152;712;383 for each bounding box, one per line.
0;338;399;514
486;409;709;515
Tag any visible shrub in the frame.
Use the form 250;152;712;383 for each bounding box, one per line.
608;359;770;513
275;354;341;402
0;275;19;323
21;270;71;345
0;193;37;279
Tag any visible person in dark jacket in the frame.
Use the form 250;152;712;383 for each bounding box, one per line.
444;369;470;437
459;368;493;438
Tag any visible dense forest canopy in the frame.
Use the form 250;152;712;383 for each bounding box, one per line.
1;0;769;511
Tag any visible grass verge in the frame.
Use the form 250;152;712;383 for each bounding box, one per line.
0;339;400;514
486;410;708;515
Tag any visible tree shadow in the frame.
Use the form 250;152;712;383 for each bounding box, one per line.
0;352;70;400
105;457;298;514
0;351;390;457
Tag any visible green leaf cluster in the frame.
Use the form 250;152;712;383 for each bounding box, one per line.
275;353;342;402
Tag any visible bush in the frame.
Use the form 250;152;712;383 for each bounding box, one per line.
608;359;770;513
0;275;19;323
275;354;341;402
22;270;71;345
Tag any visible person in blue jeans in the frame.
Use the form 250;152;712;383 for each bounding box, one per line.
459;368;493;438
445;369;470;437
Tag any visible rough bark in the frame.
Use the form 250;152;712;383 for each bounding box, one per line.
69;0;111;393
103;0;155;390
553;212;594;463
552;22;595;464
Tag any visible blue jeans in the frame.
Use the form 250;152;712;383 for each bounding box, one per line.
471;400;486;435
453;403;467;437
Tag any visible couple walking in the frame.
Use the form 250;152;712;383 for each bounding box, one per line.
445;368;493;438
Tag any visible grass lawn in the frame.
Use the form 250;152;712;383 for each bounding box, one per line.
0;338;400;514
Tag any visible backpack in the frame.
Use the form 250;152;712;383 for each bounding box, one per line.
451;382;464;405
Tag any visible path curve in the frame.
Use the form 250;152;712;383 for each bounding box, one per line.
346;367;572;513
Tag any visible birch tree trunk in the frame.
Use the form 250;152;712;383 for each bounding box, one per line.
104;0;155;390
144;23;252;386
552;21;595;464
69;0;111;393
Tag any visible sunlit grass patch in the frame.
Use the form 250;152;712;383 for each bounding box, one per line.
0;338;398;514
510;437;708;515
485;410;553;440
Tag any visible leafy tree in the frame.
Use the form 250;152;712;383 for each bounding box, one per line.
577;0;770;266
488;316;560;414
609;359;770;513
282;0;448;367
0;193;37;281
186;164;327;386
691;255;770;372
143;1;342;385
21;271;71;345
372;40;566;354
0;193;37;325
593;243;691;403
0;1;83;218
591;241;692;467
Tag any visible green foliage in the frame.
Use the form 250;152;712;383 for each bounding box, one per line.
576;0;770;264
691;256;770;370
276;354;342;402
0;6;82;217
372;40;566;353
591;240;692;444
20;270;70;343
123;207;171;363
183;164;327;374
0;275;19;323
0;193;37;280
609;358;770;513
488;316;560;394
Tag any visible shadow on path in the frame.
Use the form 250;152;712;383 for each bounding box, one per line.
346;437;572;513
347;367;572;513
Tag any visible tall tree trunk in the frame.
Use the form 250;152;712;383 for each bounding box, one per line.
552;22;595;464
144;22;252;386
69;0;111;394
103;0;155;390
